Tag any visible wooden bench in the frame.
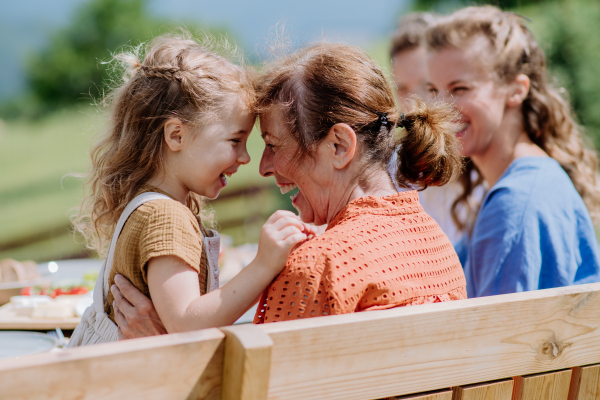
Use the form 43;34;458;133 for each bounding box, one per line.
0;328;224;400
222;282;600;400
2;282;600;400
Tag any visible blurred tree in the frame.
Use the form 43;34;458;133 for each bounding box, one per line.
535;0;600;147
23;0;226;112
27;0;158;107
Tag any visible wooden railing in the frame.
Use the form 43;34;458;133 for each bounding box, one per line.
2;282;600;400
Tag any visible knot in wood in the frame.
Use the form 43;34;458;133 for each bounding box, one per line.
540;340;560;359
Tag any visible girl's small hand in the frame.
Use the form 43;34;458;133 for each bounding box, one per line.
255;210;310;275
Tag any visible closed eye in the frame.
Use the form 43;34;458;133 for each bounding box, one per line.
451;87;469;95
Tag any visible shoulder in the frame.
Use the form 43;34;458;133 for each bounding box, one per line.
276;228;347;285
488;157;572;202
131;199;200;231
482;158;583;225
128;199;203;272
123;198;203;249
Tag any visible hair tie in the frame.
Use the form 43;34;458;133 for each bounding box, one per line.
397;113;406;128
378;112;389;127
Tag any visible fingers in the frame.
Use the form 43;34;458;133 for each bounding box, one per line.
111;282;134;315
275;225;308;242
113;300;130;340
265;209;298;224
270;214;305;233
301;223;321;238
114;274;152;310
282;232;311;248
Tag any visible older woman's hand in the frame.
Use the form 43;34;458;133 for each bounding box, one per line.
111;274;167;339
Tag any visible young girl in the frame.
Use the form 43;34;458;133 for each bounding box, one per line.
68;33;312;345
426;6;600;297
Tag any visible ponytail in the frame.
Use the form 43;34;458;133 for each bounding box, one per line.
395;99;464;190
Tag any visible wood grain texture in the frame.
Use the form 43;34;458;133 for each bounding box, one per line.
221;324;273;400
513;370;572;400
452;380;513;400
257;283;600;400
569;365;600;400
0;328;224;400
394;389;453;399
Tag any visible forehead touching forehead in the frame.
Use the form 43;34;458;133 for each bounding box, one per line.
260;104;294;142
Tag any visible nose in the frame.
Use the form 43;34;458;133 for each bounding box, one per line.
259;146;275;177
437;89;452;104
238;145;251;165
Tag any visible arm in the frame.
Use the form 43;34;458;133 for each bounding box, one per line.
111;276;167;339
467;187;534;297
113;210;313;337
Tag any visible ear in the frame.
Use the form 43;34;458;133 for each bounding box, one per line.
506;74;530;108
322;123;357;170
163;118;186;152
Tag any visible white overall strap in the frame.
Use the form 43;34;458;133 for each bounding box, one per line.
203;229;221;292
69;192;173;347
99;192;172;301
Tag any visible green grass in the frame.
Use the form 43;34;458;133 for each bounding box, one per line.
0;107;94;254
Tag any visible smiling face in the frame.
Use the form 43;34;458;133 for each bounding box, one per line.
175;95;254;199
258;106;336;225
427;43;510;159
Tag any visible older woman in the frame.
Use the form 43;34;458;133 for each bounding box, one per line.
111;43;467;336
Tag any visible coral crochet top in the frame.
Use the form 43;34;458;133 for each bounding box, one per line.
254;191;466;324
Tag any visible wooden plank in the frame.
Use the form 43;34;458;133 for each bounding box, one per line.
393;389;453;399
513;370;572;400
453;379;513;400
568;365;600;400
221;324;273;400
0;328;224;400
257;283;600;400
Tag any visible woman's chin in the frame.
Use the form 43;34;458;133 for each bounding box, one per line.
292;196;315;224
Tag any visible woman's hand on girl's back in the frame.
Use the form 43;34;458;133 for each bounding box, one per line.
255;210;313;276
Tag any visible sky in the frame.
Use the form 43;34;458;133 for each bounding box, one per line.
0;0;410;101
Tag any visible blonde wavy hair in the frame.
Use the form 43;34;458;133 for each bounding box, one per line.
426;5;600;230
72;32;255;257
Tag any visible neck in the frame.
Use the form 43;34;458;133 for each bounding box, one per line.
147;170;189;205
325;167;397;224
471;118;547;188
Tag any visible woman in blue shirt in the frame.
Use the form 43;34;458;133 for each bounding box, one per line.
425;6;600;296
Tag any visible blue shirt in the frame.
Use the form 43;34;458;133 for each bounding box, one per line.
464;157;600;297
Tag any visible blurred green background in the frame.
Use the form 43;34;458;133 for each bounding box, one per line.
0;0;598;262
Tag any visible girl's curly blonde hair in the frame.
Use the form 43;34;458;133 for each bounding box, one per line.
72;32;255;257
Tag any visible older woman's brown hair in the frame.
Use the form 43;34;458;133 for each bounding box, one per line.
256;42;463;191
